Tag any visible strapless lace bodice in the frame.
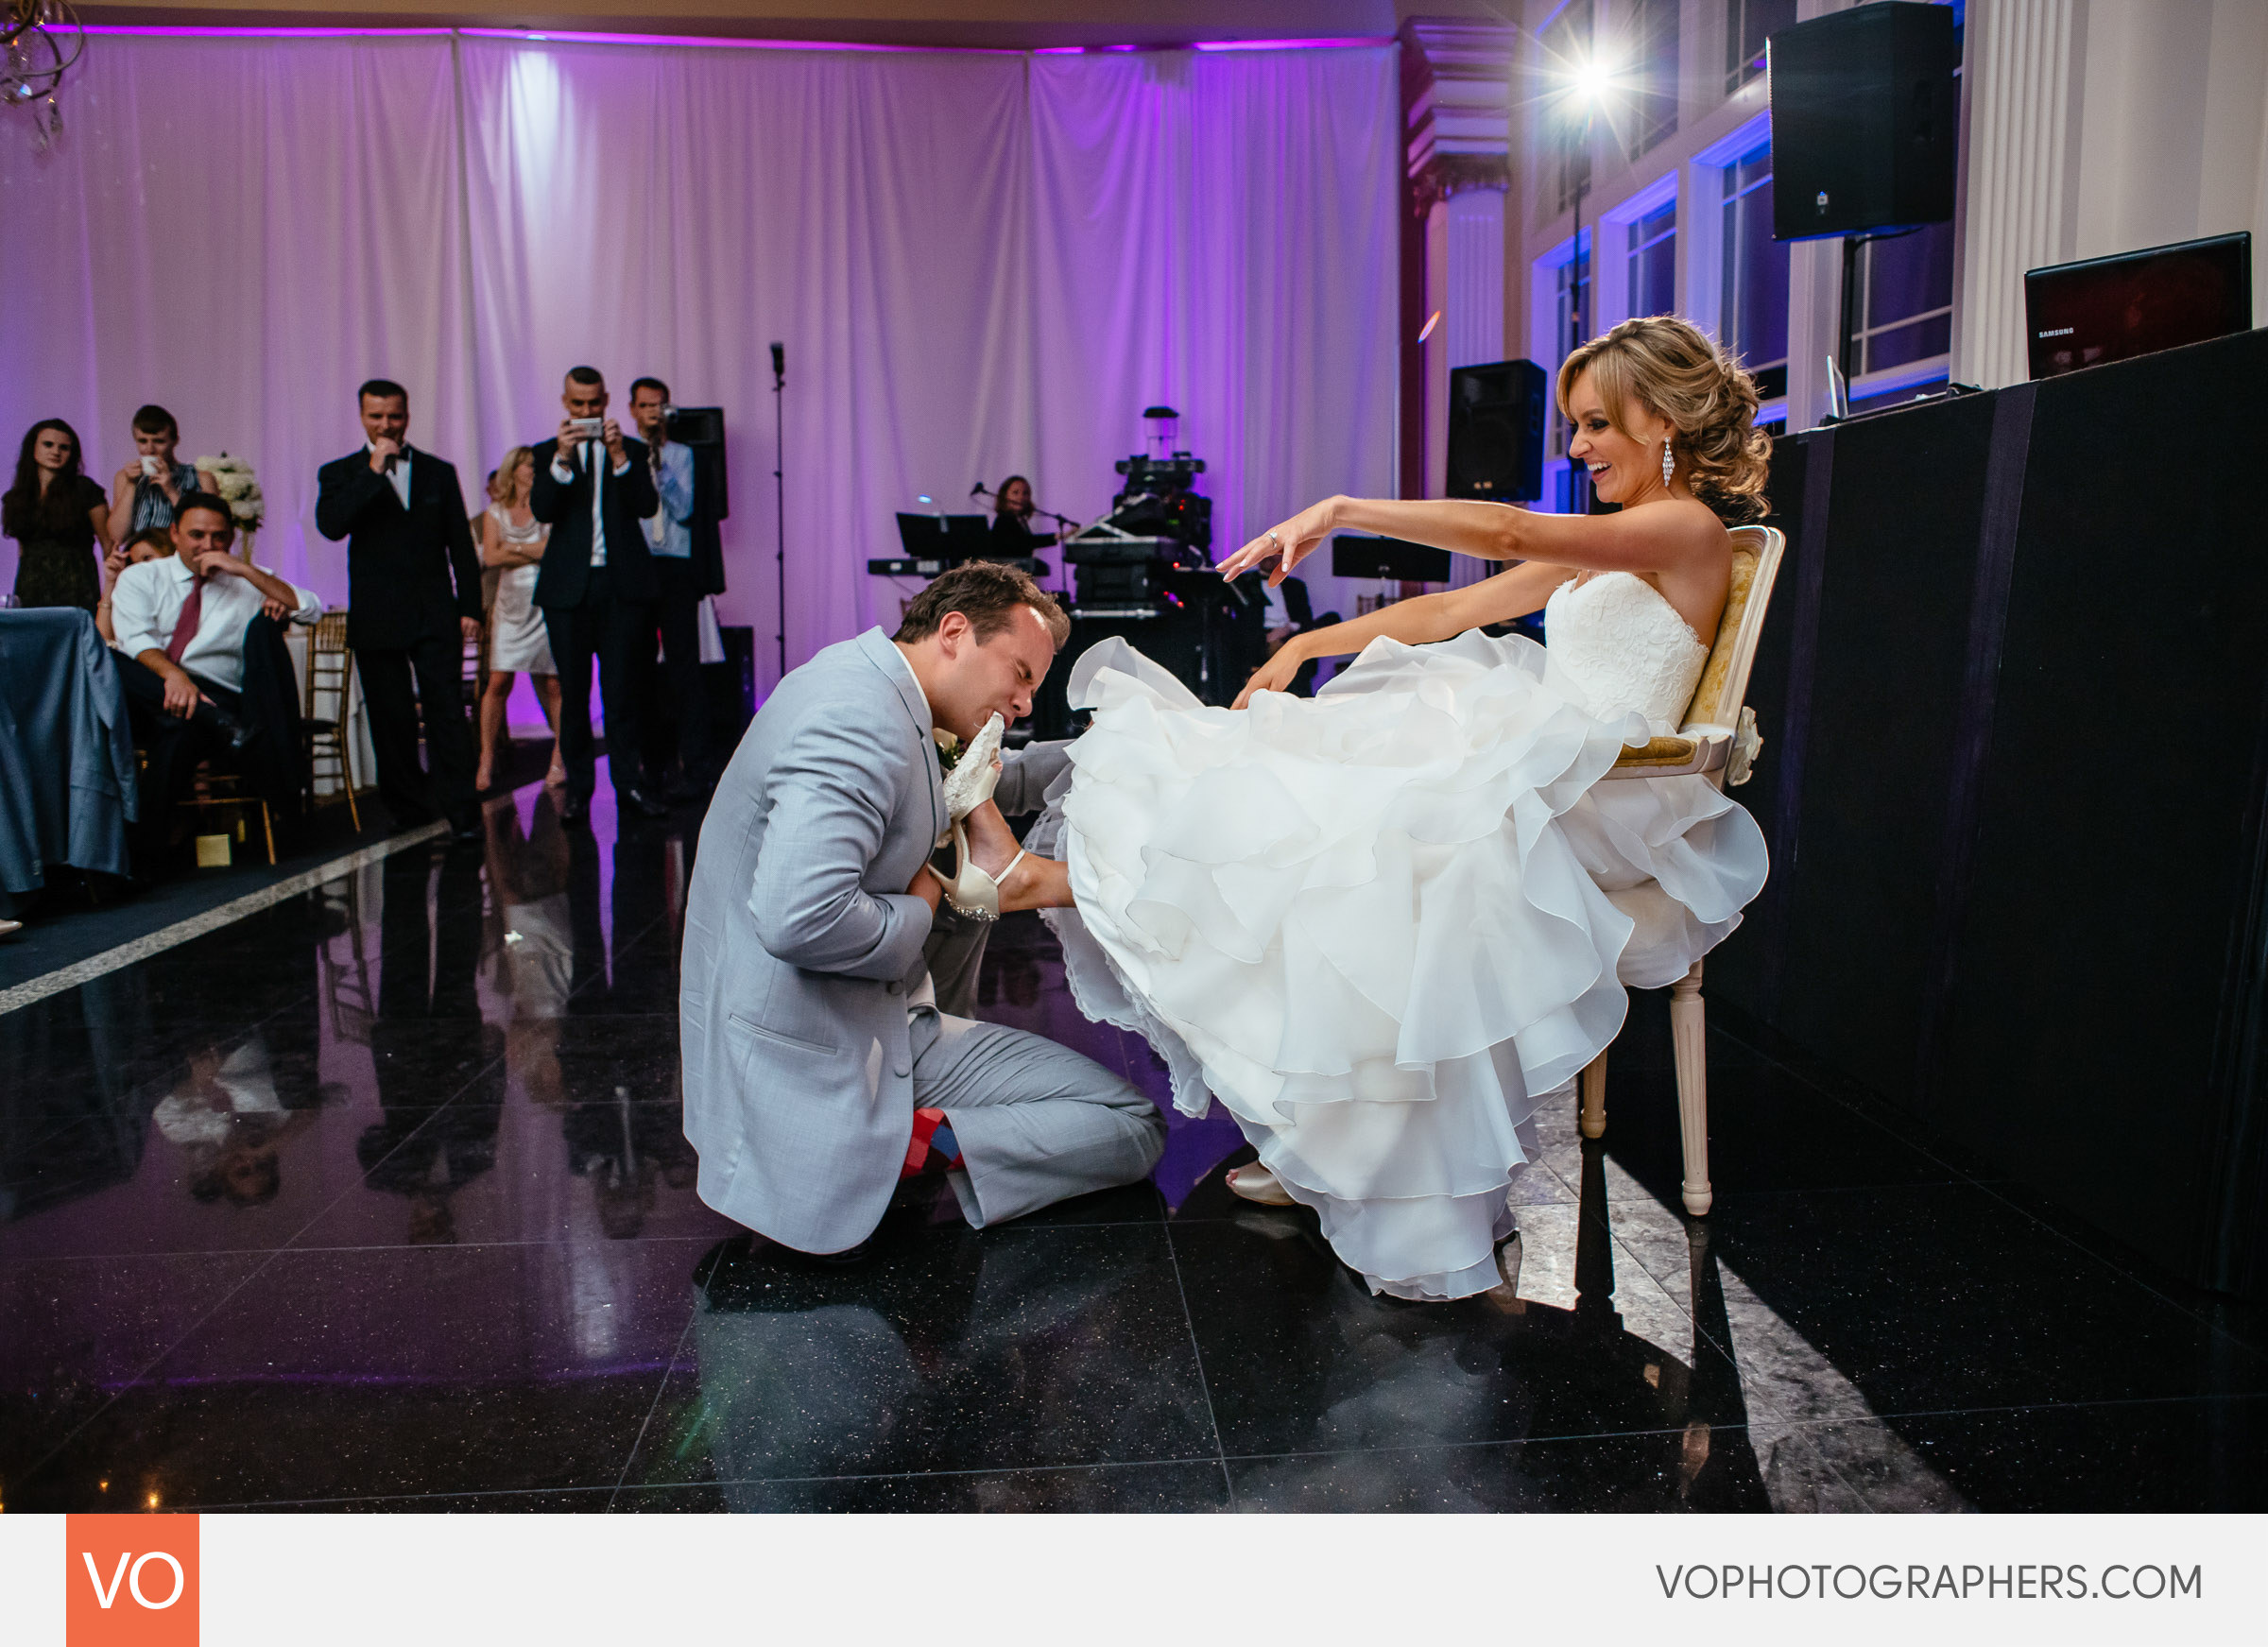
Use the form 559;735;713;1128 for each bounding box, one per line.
1544;572;1708;730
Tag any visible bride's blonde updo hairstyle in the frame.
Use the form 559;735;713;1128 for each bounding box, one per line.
1555;316;1772;523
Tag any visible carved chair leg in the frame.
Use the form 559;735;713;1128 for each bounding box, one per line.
1670;959;1711;1215
1578;1051;1608;1140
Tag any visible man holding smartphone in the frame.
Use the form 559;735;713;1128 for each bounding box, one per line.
530;365;667;822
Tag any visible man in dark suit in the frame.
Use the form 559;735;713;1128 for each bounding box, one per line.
315;379;484;843
530;366;668;823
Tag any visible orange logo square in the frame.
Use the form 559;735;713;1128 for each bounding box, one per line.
65;1515;198;1646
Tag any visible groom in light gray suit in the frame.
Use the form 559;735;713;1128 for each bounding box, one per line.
682;562;1163;1255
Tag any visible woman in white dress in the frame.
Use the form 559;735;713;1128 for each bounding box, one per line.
476;447;564;792
958;317;1774;1300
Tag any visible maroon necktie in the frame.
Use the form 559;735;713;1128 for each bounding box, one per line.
164;576;204;662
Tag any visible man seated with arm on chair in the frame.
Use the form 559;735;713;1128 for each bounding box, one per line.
110;494;319;879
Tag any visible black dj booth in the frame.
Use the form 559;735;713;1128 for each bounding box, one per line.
1708;326;2268;1299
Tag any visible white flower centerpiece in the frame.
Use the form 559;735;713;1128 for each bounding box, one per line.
195;452;266;551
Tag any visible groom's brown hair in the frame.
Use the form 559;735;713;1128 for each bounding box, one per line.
895;561;1070;647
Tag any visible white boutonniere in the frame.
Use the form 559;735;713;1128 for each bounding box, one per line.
934;728;963;776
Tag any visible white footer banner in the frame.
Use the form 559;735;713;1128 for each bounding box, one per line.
2;1511;2262;1645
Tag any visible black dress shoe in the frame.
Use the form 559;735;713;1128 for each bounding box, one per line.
558;791;590;825
622;787;672;819
194;700;257;751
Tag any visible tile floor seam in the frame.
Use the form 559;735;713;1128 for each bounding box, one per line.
635;1453;1237;1493
8;1035;534;1494
1158;1217;1236;1510
14;1025;548;1487
610;1306;701;1510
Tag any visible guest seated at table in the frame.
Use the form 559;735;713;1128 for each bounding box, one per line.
106;403;219;543
110;495;319;876
94;527;175;648
4;418;112;611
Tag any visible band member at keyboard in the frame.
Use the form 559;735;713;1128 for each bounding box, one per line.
987;474;1057;560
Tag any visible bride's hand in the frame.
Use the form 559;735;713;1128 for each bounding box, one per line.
1231;646;1305;710
1218;496;1337;586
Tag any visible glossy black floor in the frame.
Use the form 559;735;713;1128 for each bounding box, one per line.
2;772;2262;1513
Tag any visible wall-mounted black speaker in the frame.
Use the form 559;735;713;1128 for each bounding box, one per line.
1768;1;1957;242
1447;359;1545;502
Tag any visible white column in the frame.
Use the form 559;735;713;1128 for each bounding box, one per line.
1952;0;2087;391
1403;19;1517;506
1424;188;1508;498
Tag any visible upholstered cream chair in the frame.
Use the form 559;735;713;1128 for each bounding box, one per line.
1580;523;1785;1216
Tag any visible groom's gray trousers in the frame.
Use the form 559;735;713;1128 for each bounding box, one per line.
681;626;1161;1254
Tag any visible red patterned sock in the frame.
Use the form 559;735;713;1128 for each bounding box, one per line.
901;1107;964;1177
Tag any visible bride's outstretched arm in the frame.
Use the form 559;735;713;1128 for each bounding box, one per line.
1232;560;1566;707
1221;493;1719;585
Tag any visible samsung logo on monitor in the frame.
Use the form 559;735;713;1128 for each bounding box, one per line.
2036;326;2075;338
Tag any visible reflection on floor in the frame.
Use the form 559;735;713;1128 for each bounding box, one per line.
2;775;2262;1512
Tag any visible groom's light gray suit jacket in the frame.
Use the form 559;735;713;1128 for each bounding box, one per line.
681;626;1065;1253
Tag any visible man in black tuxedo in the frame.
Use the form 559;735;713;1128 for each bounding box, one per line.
315;379;484;843
530;366;668;823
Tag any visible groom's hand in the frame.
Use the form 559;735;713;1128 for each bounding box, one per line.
907;862;945;915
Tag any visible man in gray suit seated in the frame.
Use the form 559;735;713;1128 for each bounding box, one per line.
682;563;1164;1255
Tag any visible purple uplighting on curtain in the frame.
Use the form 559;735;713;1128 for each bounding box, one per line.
0;33;1397;693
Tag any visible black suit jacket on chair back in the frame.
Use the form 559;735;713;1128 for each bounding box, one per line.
314;449;484;653
528;435;662;609
688;442;728;597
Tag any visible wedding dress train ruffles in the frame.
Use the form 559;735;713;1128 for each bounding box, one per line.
1038;572;1770;1300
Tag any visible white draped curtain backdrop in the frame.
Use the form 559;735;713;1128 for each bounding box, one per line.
0;31;1398;693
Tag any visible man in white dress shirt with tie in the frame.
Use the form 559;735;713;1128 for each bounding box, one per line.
529;366;667;824
110;494;322;874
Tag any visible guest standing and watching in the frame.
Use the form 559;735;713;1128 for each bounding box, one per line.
106;403;218;543
315;378;485;844
4;419;112;609
530;366;666;823
626;375;718;798
474;446;564;794
110;495;318;875
988;474;1058;560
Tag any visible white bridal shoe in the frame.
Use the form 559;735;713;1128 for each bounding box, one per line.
939;714;1024;921
940;712;1006;822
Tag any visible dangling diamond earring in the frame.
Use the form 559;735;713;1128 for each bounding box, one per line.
1661;439;1675;489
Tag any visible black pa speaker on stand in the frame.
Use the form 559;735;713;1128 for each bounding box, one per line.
1447;359;1546;502
1768;1;1958;241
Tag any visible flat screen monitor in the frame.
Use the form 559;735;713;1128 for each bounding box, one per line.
895;512;990;563
1331;534;1452;584
2025;232;2252;381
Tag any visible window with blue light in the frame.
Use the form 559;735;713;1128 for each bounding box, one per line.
1625;199;1676;321
1720;140;1789;400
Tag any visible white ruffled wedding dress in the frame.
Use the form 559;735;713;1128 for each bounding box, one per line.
1038;571;1770;1300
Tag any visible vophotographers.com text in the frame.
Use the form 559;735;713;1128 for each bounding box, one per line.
1658;1563;2203;1602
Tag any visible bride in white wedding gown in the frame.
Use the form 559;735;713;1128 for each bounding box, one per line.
972;317;1773;1300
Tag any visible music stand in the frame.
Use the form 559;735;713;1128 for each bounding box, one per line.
895;513;991;565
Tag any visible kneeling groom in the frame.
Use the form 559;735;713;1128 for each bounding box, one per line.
681;563;1164;1253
